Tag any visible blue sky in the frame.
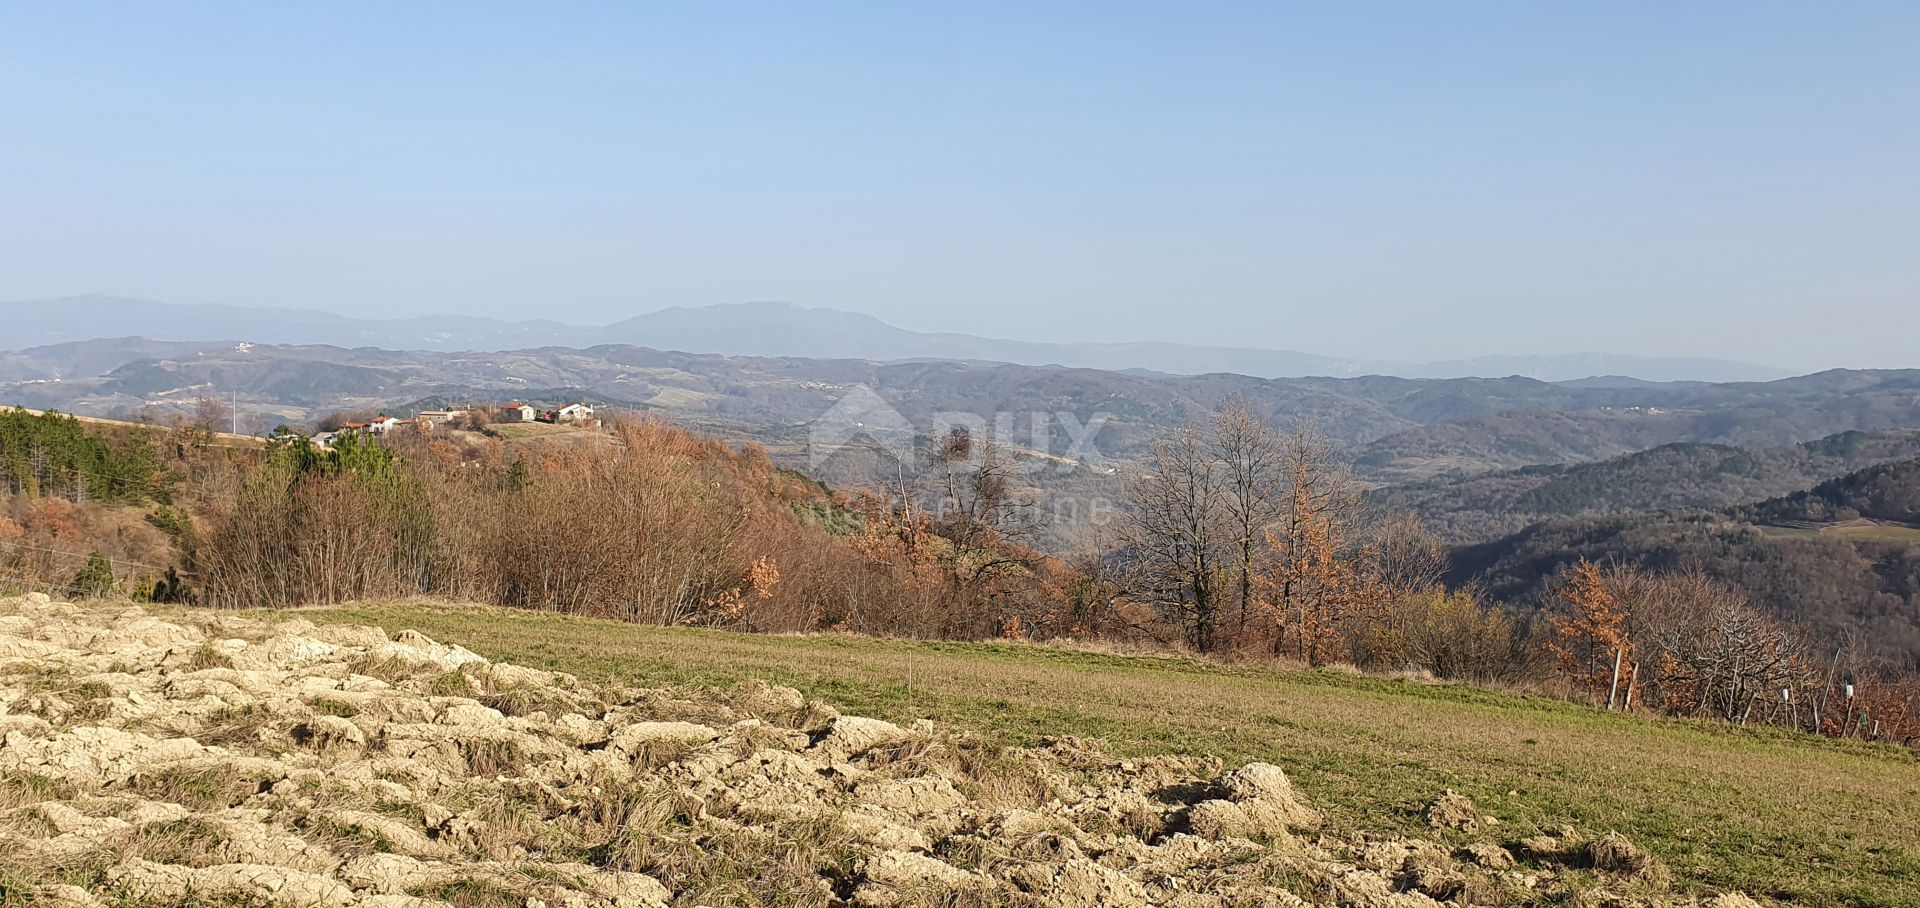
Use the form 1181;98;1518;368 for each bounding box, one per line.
2;2;1916;368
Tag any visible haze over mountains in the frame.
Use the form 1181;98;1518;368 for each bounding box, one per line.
3;334;1917;491
2;295;1788;383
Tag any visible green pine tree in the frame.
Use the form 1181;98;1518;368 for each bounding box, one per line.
72;553;116;597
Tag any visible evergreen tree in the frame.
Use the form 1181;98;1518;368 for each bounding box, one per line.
72;552;115;597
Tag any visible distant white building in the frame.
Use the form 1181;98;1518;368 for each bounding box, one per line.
501;402;536;422
367;416;401;434
417;409;468;427
557;403;595;422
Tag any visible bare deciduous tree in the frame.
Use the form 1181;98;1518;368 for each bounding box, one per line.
1121;425;1229;651
1209;396;1284;637
193;396;232;434
1369;512;1448;597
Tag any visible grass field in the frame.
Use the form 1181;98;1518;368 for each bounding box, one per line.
1758;519;1920;545
484;422;598;439
273;601;1920;907
1822;521;1920;544
479;421;613;454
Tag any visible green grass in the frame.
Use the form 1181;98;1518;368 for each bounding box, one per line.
1823;523;1920;544
1758;520;1920;545
263;600;1920;907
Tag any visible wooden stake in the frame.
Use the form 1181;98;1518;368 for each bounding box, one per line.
1606;648;1625;711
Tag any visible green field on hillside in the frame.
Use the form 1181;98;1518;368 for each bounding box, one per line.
276;601;1920;907
1757;519;1920;545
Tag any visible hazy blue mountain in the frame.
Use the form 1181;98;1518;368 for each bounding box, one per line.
598;302;1377;376
1;295;580;352
1408;356;1775;384
1;295;1791;383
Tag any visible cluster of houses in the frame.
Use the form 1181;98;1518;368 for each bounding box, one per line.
309;402;596;448
494;402;598;423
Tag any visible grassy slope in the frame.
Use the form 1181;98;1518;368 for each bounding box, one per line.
277;601;1920;907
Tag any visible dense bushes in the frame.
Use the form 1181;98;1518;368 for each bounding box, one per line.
0;493;174;598
1454;510;1920;667
1542;560;1919;743
188;419;1083;641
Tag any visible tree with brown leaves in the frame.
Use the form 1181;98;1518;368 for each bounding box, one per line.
1546;559;1631;700
1254;426;1374;663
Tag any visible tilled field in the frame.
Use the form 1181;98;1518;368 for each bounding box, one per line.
0;595;1761;907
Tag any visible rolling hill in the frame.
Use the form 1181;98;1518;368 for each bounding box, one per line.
2;340;1917;495
1373;429;1920;543
1452;458;1920;665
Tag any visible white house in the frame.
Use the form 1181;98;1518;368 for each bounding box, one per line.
367;416;401;434
501;402;536;422
557;403;595;422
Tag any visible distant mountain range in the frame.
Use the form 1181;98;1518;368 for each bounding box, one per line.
0;295;1790;383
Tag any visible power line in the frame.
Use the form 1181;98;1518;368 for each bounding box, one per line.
0;539;192;576
0;572;122;600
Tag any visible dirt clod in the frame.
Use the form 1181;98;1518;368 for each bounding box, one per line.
1426;789;1482;833
1588;830;1664;879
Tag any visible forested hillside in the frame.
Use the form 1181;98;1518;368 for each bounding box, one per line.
1453;458;1920;666
1746;456;1920;526
1374;429;1920;543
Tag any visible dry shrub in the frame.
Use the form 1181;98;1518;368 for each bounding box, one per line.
126;764;262;811
410;877;523;908
195;702;280;748
187;414;1090;645
125;816;230;867
460;736;529;778
0;494;173;597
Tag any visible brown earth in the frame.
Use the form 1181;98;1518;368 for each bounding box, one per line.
0;595;1763;907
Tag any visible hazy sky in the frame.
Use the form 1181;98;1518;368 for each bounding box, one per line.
3;3;1916;369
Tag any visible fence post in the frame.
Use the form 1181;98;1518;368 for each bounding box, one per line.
1606;648;1625;711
